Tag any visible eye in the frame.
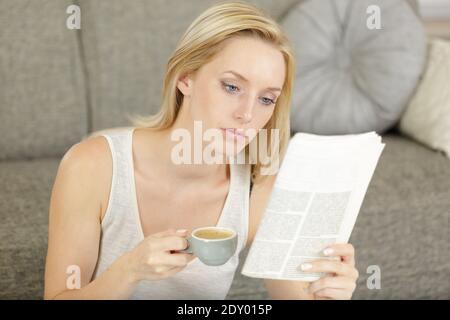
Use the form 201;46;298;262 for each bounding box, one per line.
221;82;240;94
260;97;276;106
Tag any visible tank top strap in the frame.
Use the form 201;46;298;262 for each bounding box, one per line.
227;161;251;253
99;128;136;228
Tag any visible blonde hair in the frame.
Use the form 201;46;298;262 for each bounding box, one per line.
130;0;296;185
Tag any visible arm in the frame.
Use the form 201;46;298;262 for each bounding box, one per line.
246;174;358;300
44;137;138;299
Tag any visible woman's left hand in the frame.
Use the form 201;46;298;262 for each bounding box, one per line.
303;243;359;300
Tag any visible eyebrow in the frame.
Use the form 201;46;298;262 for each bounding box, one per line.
222;70;282;92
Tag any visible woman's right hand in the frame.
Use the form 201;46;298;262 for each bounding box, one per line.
125;228;194;283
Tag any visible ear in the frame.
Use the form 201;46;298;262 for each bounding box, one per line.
176;73;194;96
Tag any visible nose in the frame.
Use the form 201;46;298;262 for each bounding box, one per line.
233;99;254;124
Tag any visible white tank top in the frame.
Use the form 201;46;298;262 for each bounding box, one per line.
91;127;251;299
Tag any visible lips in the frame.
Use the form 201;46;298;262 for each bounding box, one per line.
221;128;246;139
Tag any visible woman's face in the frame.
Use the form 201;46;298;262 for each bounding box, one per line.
177;36;286;158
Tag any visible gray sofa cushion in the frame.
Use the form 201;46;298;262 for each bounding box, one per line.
282;0;427;134
0;0;88;160
77;0;299;131
0;158;58;299
349;131;450;299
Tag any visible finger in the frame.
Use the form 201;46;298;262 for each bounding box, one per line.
151;228;189;238
309;276;357;295
156;235;189;251
322;243;355;266
303;259;358;279
314;288;353;300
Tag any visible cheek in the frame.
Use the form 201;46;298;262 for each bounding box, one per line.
189;84;219;122
198;85;233;125
243;108;275;143
253;107;275;128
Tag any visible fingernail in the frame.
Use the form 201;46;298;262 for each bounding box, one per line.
300;263;312;271
176;229;188;233
323;248;334;256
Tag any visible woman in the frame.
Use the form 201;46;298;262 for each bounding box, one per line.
44;1;358;300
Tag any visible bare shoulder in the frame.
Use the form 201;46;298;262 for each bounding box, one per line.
59;136;111;188
246;174;277;248
55;135;113;220
61;135;110;169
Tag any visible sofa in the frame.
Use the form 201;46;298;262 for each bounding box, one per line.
0;0;448;299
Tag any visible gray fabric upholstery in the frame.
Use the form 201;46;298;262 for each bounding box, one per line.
0;0;88;161
77;0;299;131
0;158;58;299
348;131;450;299
282;0;427;135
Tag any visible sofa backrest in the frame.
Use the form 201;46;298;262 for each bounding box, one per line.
0;0;419;160
0;0;87;161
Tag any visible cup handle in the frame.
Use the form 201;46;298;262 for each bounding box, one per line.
177;235;193;254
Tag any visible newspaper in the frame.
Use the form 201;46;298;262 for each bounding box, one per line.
241;131;385;281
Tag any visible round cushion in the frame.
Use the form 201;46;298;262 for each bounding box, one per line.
281;0;427;134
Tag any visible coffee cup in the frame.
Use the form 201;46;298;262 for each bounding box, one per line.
178;226;238;266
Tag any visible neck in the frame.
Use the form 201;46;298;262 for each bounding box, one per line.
160;128;229;182
139;109;229;183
